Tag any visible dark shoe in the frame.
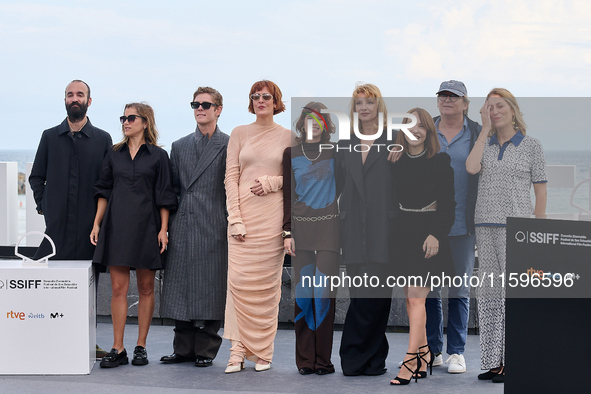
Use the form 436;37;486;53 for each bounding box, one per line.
96;344;108;359
390;352;420;385
100;348;128;368
415;344;434;379
299;367;315;375
195;357;213;367
478;370;498;380
131;346;149;366
492;368;505;383
160;353;193;364
315;368;334;375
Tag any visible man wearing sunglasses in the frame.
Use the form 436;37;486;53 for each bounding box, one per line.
29;79;112;357
160;87;229;368
425;80;482;374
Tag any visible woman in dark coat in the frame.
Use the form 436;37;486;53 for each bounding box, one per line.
336;83;398;376
90;102;177;368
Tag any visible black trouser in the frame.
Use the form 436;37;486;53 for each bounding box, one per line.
293;250;339;371
339;263;393;376
173;319;223;359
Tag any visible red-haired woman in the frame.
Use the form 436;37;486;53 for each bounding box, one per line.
223;80;291;373
389;108;455;385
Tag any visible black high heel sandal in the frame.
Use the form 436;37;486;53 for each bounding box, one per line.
390;352;421;386
415;344;434;378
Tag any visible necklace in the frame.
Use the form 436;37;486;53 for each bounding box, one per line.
68;117;87;133
406;149;426;158
301;143;321;161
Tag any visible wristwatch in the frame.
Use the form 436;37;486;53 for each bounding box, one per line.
281;231;291;238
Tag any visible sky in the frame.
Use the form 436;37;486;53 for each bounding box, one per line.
1;0;590;151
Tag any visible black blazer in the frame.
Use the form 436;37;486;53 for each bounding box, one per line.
335;132;398;265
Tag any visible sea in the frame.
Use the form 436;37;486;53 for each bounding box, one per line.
1;149;590;237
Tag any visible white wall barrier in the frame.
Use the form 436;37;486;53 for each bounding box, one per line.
0;162;18;245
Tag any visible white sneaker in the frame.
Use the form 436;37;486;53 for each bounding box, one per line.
446;354;466;373
432;353;443;367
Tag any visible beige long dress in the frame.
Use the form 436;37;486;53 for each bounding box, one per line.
224;122;291;363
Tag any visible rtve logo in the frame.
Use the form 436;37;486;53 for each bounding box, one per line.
515;231;559;244
6;311;26;320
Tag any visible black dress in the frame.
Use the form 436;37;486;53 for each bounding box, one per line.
391;151;455;281
92;143;177;270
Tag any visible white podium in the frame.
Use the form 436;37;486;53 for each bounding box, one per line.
0;260;96;374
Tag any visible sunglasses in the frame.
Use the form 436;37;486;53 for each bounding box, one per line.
119;115;146;124
250;93;273;101
190;101;216;110
437;93;461;102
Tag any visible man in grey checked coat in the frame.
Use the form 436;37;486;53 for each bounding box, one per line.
159;87;229;367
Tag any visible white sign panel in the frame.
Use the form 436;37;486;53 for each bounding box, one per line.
0;260;95;374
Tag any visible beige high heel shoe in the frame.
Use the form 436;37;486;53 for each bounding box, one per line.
255;359;271;372
225;362;244;374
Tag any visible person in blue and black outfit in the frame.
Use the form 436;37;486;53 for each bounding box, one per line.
283;101;339;376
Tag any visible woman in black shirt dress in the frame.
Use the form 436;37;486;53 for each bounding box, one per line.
390;108;455;385
90;102;177;368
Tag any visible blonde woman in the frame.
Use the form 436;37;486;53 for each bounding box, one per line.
336;83;397;376
466;88;547;384
91;102;177;368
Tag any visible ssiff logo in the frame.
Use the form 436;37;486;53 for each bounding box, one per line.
515;231;559;244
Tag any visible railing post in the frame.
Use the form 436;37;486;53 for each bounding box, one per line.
0;162;18;245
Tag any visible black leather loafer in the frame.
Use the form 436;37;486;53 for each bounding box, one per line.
299;367;314;375
100;348;128;368
160;353;193;364
131;346;149;366
478;370;498;380
315;368;334;375
492;373;505;383
195;357;213;367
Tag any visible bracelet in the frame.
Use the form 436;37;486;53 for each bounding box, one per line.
477;139;486;145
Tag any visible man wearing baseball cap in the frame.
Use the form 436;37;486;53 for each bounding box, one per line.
425;80;482;373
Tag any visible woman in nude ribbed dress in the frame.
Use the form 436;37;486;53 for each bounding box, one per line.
223;80;291;373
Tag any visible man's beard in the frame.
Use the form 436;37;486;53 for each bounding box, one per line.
66;100;88;122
